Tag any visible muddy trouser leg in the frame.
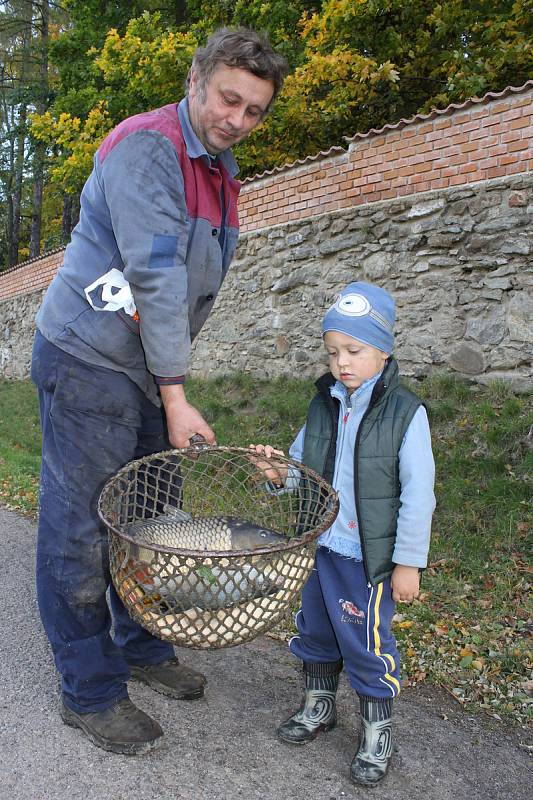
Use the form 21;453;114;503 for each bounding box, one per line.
31;333;173;714
108;406;178;664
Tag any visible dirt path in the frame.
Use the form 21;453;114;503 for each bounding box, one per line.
1;507;530;800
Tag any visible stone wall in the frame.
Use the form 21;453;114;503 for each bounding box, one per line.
0;290;45;379
0;83;531;389
1;180;531;390
189;174;532;391
0;248;62;379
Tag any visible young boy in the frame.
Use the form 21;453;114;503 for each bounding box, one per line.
250;281;435;787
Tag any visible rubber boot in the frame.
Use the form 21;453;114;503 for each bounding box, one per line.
350;695;393;787
277;659;343;745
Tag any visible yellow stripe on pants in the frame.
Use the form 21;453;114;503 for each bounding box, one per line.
372;582;401;695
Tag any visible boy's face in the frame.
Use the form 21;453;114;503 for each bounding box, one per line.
324;331;388;393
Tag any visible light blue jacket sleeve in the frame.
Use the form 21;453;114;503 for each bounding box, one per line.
288;424;305;463
393;406;436;568
260;426;306;496
284;424;306;489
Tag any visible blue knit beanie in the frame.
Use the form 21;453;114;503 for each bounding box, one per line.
322;281;395;354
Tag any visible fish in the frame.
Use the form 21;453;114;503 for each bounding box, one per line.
124;509;288;611
127;508;287;552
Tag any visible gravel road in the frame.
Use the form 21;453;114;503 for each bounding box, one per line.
1;506;530;800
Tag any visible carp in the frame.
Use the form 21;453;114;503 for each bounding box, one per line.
124;509;288;611
127;508;287;552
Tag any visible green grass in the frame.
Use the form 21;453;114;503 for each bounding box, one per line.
396;375;532;726
186;374;317;446
1;374;531;726
0;379;41;512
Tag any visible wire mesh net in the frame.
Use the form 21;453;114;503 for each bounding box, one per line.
98;446;339;650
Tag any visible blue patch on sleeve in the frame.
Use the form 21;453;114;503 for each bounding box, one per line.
148;234;179;269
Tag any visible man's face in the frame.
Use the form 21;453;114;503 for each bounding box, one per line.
188;64;275;155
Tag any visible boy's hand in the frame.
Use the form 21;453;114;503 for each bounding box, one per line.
391;565;420;603
248;444;288;485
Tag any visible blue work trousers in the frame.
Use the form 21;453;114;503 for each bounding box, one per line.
290;548;401;699
31;331;174;713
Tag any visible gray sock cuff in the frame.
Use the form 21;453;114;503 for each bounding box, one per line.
358;695;393;721
306;673;339;692
303;659;343;678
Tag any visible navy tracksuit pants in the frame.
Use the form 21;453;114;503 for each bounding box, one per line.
290;547;401;699
31;332;174;713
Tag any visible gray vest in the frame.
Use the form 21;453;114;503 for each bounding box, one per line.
302;359;422;585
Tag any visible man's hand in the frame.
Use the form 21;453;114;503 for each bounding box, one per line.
160;384;215;448
391;564;420;603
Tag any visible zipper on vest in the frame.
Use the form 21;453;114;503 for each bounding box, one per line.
331;400;351;488
353;378;387;585
324;392;339;483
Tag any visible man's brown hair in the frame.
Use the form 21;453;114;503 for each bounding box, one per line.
188;27;289;112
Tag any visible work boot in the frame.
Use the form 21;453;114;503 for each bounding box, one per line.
60;697;163;755
350;696;393;787
129;657;206;700
277;659;343;745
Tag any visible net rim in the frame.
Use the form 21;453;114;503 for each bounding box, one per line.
97;445;339;558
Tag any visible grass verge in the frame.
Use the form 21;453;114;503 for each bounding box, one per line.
0;379;41;512
0;374;531;727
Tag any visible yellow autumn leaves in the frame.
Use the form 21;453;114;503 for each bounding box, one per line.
30;13;197;194
31;104;112;191
29;5;402;193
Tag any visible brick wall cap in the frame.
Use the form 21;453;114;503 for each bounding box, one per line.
343;80;533;144
1;246;65;277
241;146;346;184
344;81;533;145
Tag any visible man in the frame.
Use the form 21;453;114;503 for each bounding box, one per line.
31;27;287;755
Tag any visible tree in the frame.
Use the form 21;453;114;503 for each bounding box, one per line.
23;0;533;250
236;0;533;174
29;0;50;258
0;0;65;267
0;0;34;266
425;0;532;107
30;13;197;198
28;2;319;204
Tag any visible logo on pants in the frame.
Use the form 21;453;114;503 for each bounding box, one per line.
339;598;365;624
